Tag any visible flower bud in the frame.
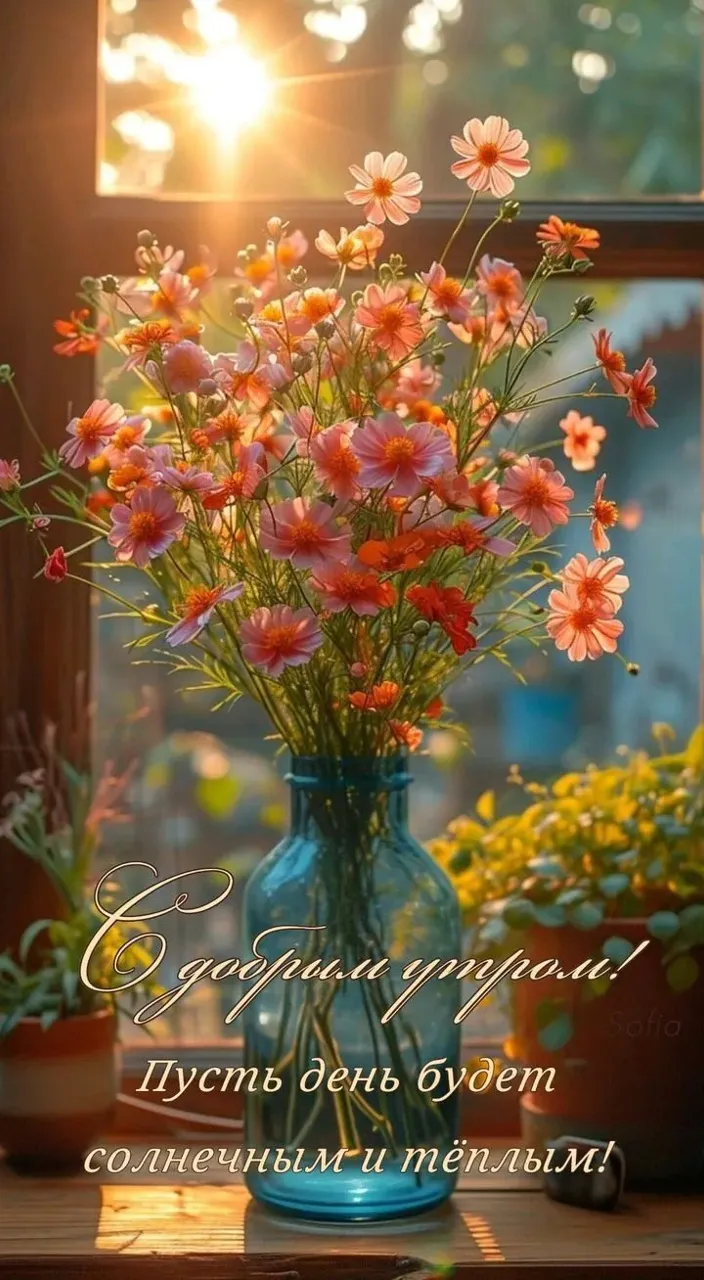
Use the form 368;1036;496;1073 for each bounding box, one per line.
266;216;285;240
43;546;68;583
573;295;597;318
245;243;259;261
350;662;368;679
198;378;219;398
315;317;336;340
236;249;250;266
531;561;550;575
137;229;156;248
233;297;254;320
413;619;431;637
500;199;521;222
388;253;405;272
288;265;308;287
431;350;446;368
101;275;120;295
627;662;640;677
0;364;14;384
292;352;314;375
573;257;594;275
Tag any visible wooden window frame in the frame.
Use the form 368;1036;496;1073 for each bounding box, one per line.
2;4;704;1124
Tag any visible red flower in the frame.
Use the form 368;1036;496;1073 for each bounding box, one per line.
357;531;435;573
53;309;100;357
43;547;68;582
389;720;423;750
407;583;477;654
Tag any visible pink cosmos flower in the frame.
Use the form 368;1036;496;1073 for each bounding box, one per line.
159;460;215;495
166;583;244;647
420;262;473;323
351;413;454;498
287;406;321;457
310;562;395;617
259;498;351;569
0;459;20;491
392;358;441;407
546;586;623;662
103;416;150;469
476;256;524;313
560;410;606;472
215;345;288;410
203;405;259;447
345;151;423;225
162;340;212;394
355;283;425;362
315;224;385;270
560;553;629;614
451;116;531;198
108;486;186;568
626;358;658;429
589;474;620;554
593;330;630;395
309;422;361;502
202;444;266;508
59;399;126;468
497;456;574;537
240;604;323;677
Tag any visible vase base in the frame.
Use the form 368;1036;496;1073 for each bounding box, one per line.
246;1165;456;1223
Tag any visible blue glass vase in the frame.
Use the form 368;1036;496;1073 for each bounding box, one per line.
243;754;462;1222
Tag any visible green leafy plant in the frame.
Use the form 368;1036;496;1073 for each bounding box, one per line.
0;743;158;1037
430;724;704;1033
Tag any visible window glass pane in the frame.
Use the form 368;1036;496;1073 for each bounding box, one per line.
93;276;701;1044
99;0;702;199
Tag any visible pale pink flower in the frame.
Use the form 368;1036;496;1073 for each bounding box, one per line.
560;553;629;614
451;116;531;198
160;461;215;495
546;586;623;662
0;459;20;491
108;486;186;568
626;358;658;429
507;303;548;348
476;256;524;313
240;604;323;677
315;224;384;270
60;399;126;468
345;151;423;226
560;410;606;472
103;416;150;468
351;412;454;498
419;262;473;323
153;268;199;317
355;283;425;362
214;345;288;410
287;406;322;457
392;358;441;407
309;422;361;502
497;456;574;537
259;498;351;569
166;583;244;647
135;242;184;273
162;340;212;394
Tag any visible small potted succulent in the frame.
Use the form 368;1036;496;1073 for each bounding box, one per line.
430;725;704;1182
0;743;155;1170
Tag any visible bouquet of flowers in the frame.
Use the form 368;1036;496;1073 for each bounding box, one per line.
0;116;656;1198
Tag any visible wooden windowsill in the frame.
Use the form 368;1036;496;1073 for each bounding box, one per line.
1;1140;703;1277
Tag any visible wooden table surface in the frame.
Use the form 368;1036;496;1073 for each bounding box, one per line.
1;1141;703;1277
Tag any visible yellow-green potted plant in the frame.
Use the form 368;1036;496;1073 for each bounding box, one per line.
430;725;704;1182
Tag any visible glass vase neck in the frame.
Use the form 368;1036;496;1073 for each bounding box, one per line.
286;754;411;834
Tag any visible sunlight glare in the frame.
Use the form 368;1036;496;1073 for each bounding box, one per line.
189;44;272;142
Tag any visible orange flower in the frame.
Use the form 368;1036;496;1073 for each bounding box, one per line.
357;531;436;572
593;329;630;395
468;477;500;517
53;310;100;357
537;216;600;261
389;720;423;751
589;474;619;553
559;410;606;472
424;697;444;719
407;583;477;655
349;682;401;712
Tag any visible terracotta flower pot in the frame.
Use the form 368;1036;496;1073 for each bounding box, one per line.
512;920;704;1182
0;1006;118;1170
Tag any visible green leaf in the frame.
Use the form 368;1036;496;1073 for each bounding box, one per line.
18;919;54;966
534;904;566;928
569;901;604;931
602;935;634;965
537;1010;574;1052
646;911;681;942
598;873;630;899
502;898;536;929
678;904;704;946
666;954;700;993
